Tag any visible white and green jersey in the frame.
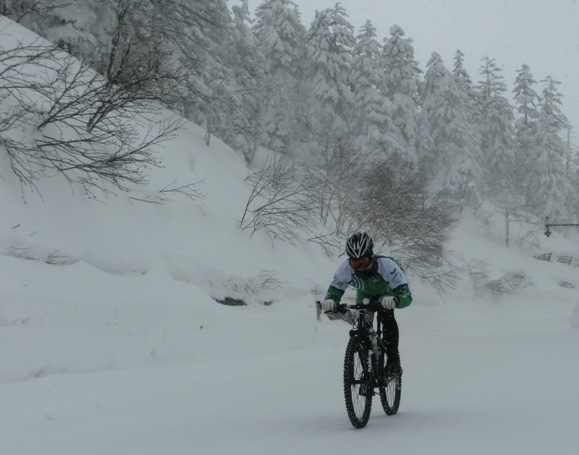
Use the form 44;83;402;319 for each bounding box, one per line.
325;256;412;308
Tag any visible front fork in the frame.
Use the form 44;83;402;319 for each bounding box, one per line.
350;331;381;393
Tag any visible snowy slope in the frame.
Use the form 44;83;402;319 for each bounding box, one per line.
1;15;579;455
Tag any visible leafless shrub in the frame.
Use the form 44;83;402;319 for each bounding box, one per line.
474;198;541;249
303;135;369;234
7;245;78;265
0;40;184;198
466;258;490;281
220;269;286;305
222;269;284;297
239;155;316;244
351;159;459;289
486;271;533;297
412;258;461;293
307;232;345;259
129;179;206;204
463;258;490;296
158;180;206;201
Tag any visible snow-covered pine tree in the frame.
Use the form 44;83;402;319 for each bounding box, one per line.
220;0;266;164
2;0;101;57
302;4;360;230
513;64;540;139
253;0;307;155
306;3;355;138
52;0;233;137
381;25;422;163
415;111;436;177
253;0;306;80
573;145;579;222
452;50;478;120
526;76;574;221
475;57;527;246
350;20;397;156
421;52;482;205
452;50;473;91
156;0;232;141
512;64;541;188
476;57;515;174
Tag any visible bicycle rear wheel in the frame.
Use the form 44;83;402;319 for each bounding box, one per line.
343;336;372;428
378;350;401;415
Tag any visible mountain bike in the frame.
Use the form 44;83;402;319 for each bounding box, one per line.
318;300;402;428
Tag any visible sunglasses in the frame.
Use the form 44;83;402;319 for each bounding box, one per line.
349;256;373;270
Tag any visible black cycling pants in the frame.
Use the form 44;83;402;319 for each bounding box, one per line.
379;309;399;355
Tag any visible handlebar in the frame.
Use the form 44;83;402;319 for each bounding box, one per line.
316;300;387;314
338;302;384;313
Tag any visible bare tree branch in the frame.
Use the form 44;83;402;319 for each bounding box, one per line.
0;40;185;198
240;155;317;244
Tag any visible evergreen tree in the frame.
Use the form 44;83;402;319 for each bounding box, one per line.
381;25;422;163
526;76;574;220
421;52;482;204
253;0;306;79
220;0;266;163
156;0;232;133
415;111;435;175
59;0;233;133
476;57;523;243
476;57;515;173
452;50;473;92
306;3;355;137
350;20;396;155
573;146;579;222
513;64;540;134
512;64;541;187
3;0;102;57
452;50;478;119
253;0;307;154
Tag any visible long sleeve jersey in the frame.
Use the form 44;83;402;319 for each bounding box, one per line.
324;256;412;309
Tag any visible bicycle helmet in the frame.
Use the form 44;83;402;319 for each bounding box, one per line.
345;232;374;259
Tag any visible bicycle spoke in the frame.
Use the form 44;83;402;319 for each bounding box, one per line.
378;350;402;415
343;338;372;428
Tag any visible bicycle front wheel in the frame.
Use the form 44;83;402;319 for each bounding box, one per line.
343;336;372;428
378;350;401;415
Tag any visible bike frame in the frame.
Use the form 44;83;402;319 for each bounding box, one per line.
342;302;386;381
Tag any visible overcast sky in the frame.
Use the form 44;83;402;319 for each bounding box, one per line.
248;0;579;141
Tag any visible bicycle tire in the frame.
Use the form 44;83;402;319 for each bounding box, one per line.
378;350;401;415
343;336;373;428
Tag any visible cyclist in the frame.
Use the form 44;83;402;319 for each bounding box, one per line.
321;232;412;376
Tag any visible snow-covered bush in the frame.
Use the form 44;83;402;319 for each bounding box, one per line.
486;271;533;297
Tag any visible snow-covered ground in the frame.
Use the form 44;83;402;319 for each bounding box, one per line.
2;118;578;454
1;15;579;455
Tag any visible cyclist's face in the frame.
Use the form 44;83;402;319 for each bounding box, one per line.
349;256;373;271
